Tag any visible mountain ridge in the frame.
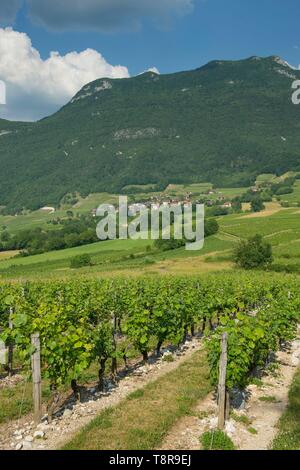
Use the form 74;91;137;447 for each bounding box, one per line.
1;55;300;212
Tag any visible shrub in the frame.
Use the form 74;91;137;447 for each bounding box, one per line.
234;234;273;269
200;431;235;450
275;186;293;196
154;238;185;251
70;254;92;269
251;196;265;213
142;256;155;265
211;207;229;217
205;219;219;237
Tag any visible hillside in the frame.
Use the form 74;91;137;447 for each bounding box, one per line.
1;55;300;212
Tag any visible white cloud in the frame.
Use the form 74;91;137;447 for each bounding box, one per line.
26;0;194;32
0;28;129;121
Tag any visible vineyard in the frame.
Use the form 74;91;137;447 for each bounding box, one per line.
1;272;300;428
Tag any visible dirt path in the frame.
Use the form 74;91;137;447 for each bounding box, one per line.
0;338;204;451
160;335;300;451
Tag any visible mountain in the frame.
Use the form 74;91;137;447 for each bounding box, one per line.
1;55;300;212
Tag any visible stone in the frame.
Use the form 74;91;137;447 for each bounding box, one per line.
22;440;32;450
37;423;49;432
33;431;45;439
63;408;72;418
15;435;23;441
208;417;218;429
24;435;34;442
225;420;236;434
291;354;300;366
15;443;23;451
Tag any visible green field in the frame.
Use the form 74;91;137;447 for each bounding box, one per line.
256;174;277;185
255;172;299;186
206;187;249;201
0;210;67;235
279;181;300;204
1;181;300;281
1;200;300;280
73;193;121;212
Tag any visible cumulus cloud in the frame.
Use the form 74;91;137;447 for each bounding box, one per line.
26;0;194;32
0;0;22;25
0;28;129;121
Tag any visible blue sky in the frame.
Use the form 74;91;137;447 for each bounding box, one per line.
1;0;300;120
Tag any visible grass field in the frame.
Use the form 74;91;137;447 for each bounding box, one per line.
255;172;299;186
0;235;234;280
272;367;300;450
64;349;210;450
279;180;300;204
0;210;65;235
1;187;300;281
165;183;213;195
73;193;121;212
256;174;277;185
1;200;300;280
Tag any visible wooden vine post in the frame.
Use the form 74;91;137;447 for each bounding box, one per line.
31;333;42;424
218;332;228;430
111;314;118;380
7;308;14;377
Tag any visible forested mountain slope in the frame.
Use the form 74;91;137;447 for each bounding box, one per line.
1;56;300;211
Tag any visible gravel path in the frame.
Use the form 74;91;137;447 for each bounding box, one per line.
0;338;203;451
160;334;300;451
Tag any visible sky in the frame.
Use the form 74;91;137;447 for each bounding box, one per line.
0;0;300;121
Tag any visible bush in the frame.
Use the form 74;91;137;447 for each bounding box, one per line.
275;186;293;196
154;238;185;251
211;207;229;217
200;431;235;450
268;264;300;274
70;254;93;269
205;219;219;237
251;196;265;213
234;234;273;269
142;256;155;265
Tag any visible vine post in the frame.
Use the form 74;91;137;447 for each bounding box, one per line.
31;333;42;424
218;332;228;430
7;308;14;377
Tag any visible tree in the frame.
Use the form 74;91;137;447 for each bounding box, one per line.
70;254;93;269
251;196;265;213
231;199;242;213
204;219;219;237
1;230;10;242
234;234;273;270
212;207;229;217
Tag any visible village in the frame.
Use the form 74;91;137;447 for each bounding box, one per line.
90;188;237;218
